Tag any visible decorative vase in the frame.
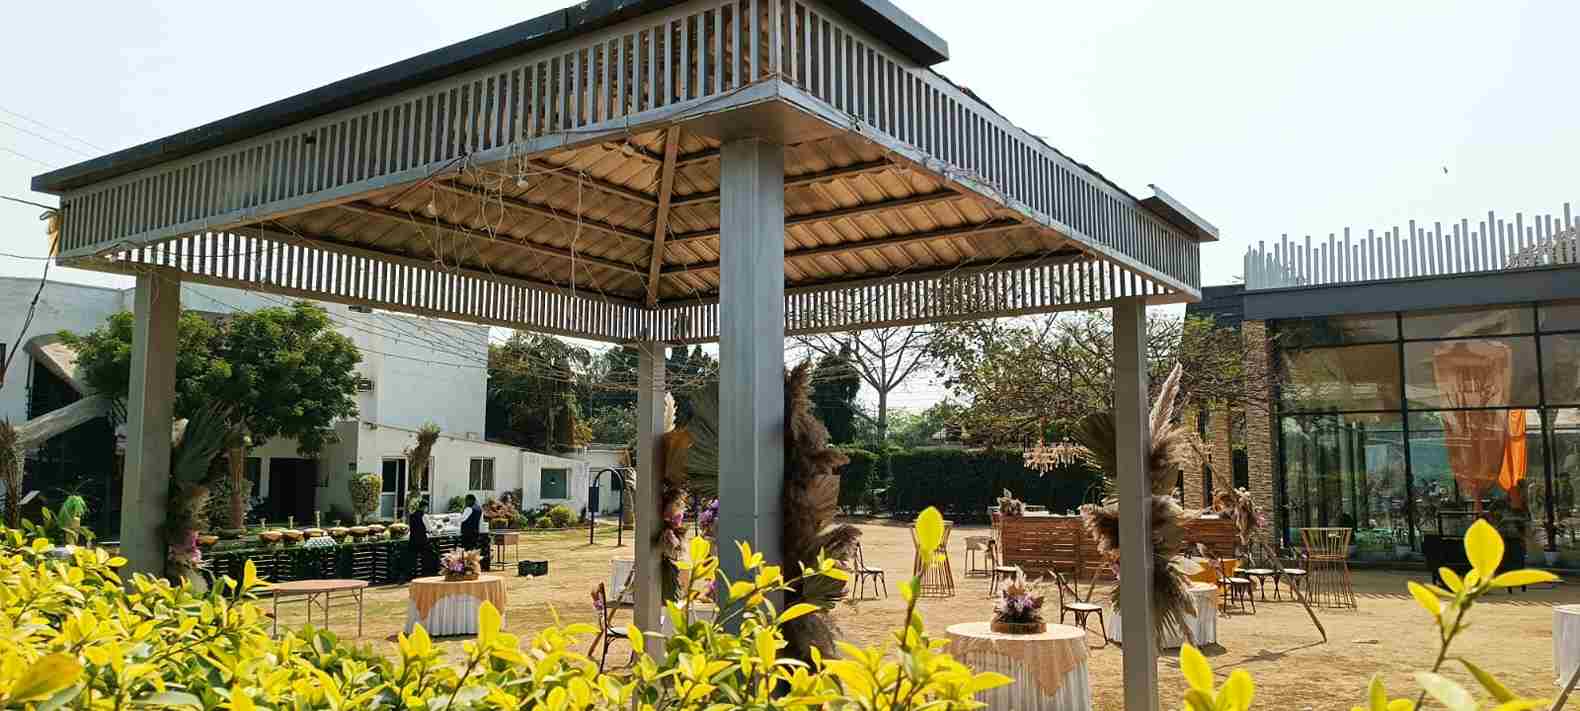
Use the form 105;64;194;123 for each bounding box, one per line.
990;620;1046;635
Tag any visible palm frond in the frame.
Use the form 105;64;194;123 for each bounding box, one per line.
780;361;853;664
682;381;720;499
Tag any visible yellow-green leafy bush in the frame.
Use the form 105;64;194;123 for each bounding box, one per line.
1176;519;1560;711
0;507;1007;709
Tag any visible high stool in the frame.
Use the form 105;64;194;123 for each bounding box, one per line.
963;536;994;577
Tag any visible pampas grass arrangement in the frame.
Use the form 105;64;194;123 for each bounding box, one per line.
780;361;856;662
1073;363;1197;647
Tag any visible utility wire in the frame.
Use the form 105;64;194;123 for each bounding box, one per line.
0;105;109;153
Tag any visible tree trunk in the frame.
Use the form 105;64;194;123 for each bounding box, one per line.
227;444;247;530
876;390;890;443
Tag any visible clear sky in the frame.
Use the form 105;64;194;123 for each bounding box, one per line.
2;0;1576;411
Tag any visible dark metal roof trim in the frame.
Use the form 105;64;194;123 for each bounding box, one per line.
1141;185;1218;242
33;0;947;195
1240;263;1580;321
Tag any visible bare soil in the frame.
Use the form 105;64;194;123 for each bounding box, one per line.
268;520;1576;710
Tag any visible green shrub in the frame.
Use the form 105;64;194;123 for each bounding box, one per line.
535;516;554;529
446;495;466;513
886;447;1101;520
0;508;1006;710
347;473;381;523
547;504;576;527
835;447;882;513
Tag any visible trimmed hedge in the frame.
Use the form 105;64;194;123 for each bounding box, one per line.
885;448;1102;522
835;447;883;512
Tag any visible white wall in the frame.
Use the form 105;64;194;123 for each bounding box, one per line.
0;277;126;423
576;447;631;514
352;424;588;517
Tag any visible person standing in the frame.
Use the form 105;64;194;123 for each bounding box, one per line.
406;497;434;579
460;493;483;552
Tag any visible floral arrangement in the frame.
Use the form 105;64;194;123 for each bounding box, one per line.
996;489;1025;517
698;498;719;540
991;572;1048;633
440;548;481;581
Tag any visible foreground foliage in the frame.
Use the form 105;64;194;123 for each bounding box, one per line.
0;507;1006;709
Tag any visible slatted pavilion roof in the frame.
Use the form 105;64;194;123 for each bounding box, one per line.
32;0;1212;343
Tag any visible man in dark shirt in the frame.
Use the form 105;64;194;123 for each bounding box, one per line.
406;497;434;578
460;493;483;551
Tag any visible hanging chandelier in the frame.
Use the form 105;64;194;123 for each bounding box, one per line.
1022;437;1083;474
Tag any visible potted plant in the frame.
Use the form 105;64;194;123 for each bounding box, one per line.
990;572;1048;635
440;548;482;582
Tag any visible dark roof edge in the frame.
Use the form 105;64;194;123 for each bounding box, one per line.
33;0;947;195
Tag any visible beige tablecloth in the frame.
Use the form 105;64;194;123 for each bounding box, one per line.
946;622;1091;710
406;575;507;637
1556;605;1580;685
1110;583;1218;648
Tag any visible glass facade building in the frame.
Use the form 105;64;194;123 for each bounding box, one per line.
1272;301;1580;563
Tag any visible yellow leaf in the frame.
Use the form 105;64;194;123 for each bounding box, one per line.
915;508;944;557
8;653;83;702
1367;674;1387;711
1386;700;1416;711
779;603;821;624
1458;659;1516;702
1439;568;1464;593
478;601;501;645
1406;582;1442;620
1464;519;1504;583
1179;643;1214;693
1416;672;1476;711
1223;669;1255;711
689;536;711;565
1489;569;1559;589
1182;689;1217;711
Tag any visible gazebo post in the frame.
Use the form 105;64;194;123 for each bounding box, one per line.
715;137;786;613
120;273;181;577
1114;296;1159;711
633;340;666;657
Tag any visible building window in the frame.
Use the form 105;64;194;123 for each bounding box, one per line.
469;458;495;490
541;468;569;500
244;457;262;495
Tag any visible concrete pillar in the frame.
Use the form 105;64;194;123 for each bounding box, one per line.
1243;320;1279;551
716;137;786;599
633;341;665;656
1114;296;1158;711
120;273;180;577
1210;402;1233;496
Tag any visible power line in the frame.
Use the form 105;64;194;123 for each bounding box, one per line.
0;105;109;153
0;118;96;159
1;146;55;169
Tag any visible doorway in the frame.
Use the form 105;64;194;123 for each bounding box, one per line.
265;458;318;525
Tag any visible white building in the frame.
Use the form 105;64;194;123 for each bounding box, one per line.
0;277;590;534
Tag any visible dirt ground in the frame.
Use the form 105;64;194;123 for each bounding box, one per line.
268;519;1577;710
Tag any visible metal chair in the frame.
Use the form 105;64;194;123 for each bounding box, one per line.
963;535;995;577
1215;557;1256;614
588;583;636;671
912;519;955;597
986;540;1019;596
1299;527;1356;608
849;540;887;599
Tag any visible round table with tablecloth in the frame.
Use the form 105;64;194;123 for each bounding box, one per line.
1109;583;1218;648
406;575;507;637
945;622;1092;711
1555;604;1580;686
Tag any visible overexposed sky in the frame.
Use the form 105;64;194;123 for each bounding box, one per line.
2;0;1577;411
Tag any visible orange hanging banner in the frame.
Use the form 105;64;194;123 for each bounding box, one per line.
1498;409;1528;509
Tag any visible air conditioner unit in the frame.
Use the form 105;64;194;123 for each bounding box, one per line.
356;378;375;392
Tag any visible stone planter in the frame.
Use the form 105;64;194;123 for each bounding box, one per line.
990;620;1046;635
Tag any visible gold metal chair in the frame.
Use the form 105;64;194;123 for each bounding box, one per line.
1299;527;1357;608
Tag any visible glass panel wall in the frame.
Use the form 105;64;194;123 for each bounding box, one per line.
1273;301;1580;563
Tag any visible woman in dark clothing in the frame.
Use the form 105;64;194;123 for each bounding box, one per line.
407;497;435;579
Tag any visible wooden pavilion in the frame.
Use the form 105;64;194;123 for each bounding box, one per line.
31;1;1215;706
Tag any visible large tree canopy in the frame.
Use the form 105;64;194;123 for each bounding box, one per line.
64;302;362;455
927;312;1260;447
809;344;861;444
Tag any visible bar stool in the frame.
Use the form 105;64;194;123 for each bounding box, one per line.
1300;527;1356;608
964;536;994;577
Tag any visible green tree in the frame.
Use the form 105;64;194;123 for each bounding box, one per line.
809;344;861;443
64;302;362;529
487;333;591;450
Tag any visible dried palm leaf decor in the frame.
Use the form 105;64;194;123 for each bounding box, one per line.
1073;363;1196;647
780;361;856;661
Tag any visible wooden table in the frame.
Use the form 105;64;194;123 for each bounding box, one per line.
270;579;368;638
1109;583;1217;648
945;622;1092;710
1556;605;1580;686
491;531;522;569
406;575;507;637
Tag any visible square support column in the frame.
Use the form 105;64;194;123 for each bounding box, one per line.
716;137;786;596
121;273;180;576
1114;296;1158;711
633;341;666;656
